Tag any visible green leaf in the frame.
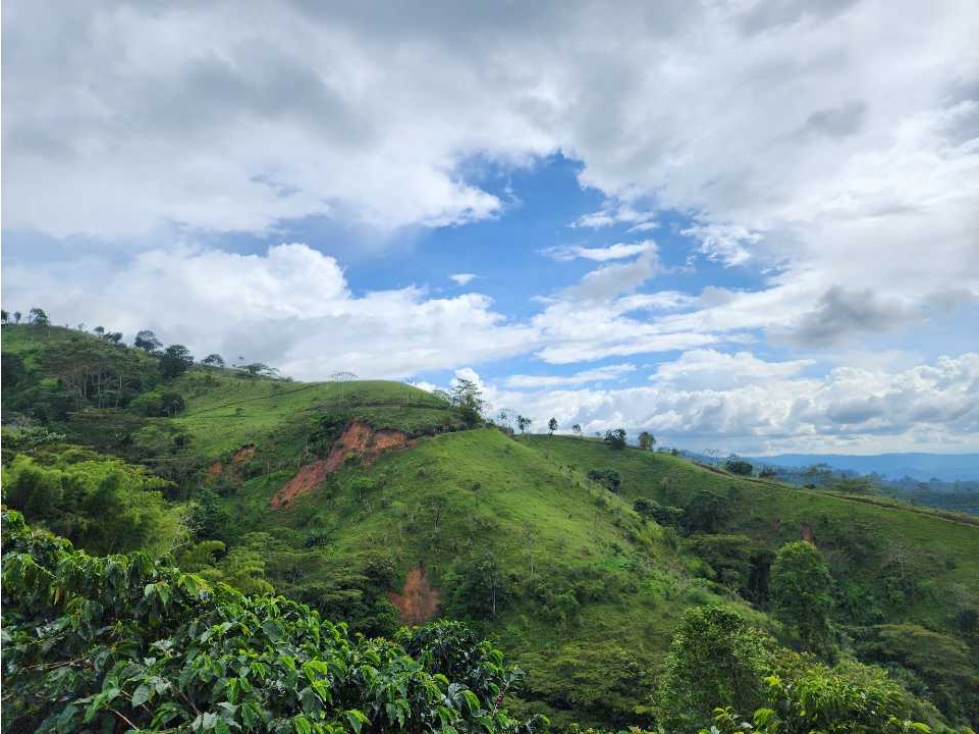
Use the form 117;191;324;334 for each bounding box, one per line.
344;708;369;734
131;684;152;708
293;715;313;734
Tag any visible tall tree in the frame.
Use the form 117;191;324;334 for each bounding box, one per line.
28;307;49;325
771;541;835;653
516;415;532;434
547;417;558;435
201;353;225;368
451;378;485;427
604;428;627;449
134;329;162;353
638;431;655;450
159;344;194;379
572;423;582;436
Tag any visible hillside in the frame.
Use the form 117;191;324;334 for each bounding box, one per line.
746;452;979;482
3;324;979;730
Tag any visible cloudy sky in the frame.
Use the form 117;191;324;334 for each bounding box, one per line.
3;0;978;454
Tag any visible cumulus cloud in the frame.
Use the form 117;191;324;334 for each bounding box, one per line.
1;244;539;379
476;352;979;453
450;273;478;285
651;349;814;389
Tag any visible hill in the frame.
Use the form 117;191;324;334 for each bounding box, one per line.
745;452;979;482
3;323;979;730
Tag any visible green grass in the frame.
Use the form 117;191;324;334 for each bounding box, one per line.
217;428;757;726
172;372;461;456
520;435;979;634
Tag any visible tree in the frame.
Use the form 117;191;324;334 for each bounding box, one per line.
548;417;558;434
93;325;105;336
1;309;8;324
657;606;774;730
159;344;194;379
771;541;835;653
103;331;123;344
725;459;754;476
638;430;655;450
572;423;582;436
588;467;622;493
27;307;49;325
13;310;22;323
201;353;225;368
451;378;485;427
241;362;279;378
516;415;532;433
134;329;162;352
1;510;534;734
604;428;627;449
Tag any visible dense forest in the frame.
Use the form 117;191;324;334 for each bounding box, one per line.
2;318;978;732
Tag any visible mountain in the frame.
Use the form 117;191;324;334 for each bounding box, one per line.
747;453;979;482
3;324;979;731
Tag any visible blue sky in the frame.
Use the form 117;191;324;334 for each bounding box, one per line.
2;0;978;454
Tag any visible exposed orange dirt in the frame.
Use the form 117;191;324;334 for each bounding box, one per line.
270;421;409;509
800;522;814;544
269;460;330;510
232;444;256;464
388;564;440;624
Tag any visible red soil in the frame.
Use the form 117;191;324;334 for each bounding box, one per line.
269;460;331;510
232;444;256;464
388;564;440;624
800;522;814;544
269;421;409;509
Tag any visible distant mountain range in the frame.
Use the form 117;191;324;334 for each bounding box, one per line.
744;453;979;482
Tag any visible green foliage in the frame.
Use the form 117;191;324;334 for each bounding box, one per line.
452;378;486;428
657;606;775;730
701;655;960;734
1;510;539;734
588;467;622;493
681;489;733;534
852;624;979;723
684;533;769;601
603;429;627;450
771;541;835;653
725;459;754;476
638;431;655;451
129;388;186;416
159;343;194;379
445;553;510;620
1;451;186;556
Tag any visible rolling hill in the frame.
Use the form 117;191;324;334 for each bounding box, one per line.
3;323;979;730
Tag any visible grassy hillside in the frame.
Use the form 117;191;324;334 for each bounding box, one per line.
4;324;979;729
520;435;979;639
209;426;756;726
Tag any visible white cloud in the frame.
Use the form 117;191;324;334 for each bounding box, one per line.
573;204;658;231
505;363;637;389
450;273;478;285
478;352;979;453
1;244;539;379
542;240;656;262
651;349;815;389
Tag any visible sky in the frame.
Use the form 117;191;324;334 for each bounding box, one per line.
2;0;978;455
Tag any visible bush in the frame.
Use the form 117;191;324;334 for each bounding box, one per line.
1;510;537;734
725;459;754;476
588;467;622;493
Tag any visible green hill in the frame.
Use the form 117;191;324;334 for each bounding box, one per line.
3;324;978;730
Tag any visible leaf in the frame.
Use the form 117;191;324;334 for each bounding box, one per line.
131;684;152;708
344;708;369;734
293;715;313;734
